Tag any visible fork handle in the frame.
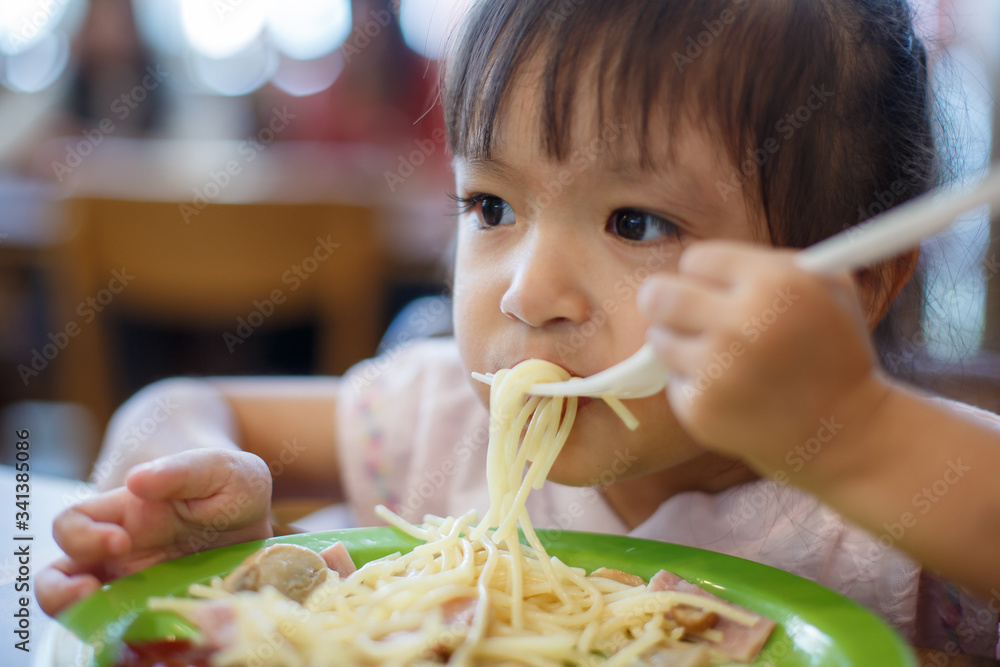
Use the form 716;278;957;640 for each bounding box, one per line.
794;166;1000;276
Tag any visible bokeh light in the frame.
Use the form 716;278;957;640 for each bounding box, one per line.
180;0;266;60
0;0;72;55
1;29;70;93
399;0;472;60
270;51;344;97
265;0;351;62
189;37;278;97
0;0;86;92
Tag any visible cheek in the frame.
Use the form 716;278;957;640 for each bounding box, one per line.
453;267;495;343
452;235;484;333
452;241;503;402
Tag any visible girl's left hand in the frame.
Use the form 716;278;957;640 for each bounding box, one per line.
637;241;891;473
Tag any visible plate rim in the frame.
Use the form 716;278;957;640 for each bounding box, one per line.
59;526;917;667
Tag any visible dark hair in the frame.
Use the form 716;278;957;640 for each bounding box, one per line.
440;0;938;378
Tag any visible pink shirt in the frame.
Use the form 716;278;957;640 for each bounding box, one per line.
334;338;999;656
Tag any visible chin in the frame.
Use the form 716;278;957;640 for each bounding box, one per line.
544;396;696;487
542;412;644;487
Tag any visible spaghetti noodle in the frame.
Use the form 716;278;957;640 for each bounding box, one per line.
151;360;773;665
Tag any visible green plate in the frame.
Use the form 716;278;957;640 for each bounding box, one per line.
59;527;916;667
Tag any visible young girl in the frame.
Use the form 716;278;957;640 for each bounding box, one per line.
38;0;1000;657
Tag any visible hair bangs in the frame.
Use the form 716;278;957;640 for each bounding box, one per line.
442;0;936;245
446;3;821;177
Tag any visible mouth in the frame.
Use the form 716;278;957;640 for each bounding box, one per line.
556;395;592;423
485;358;602;408
504;357;590;380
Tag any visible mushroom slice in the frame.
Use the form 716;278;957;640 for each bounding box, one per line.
222;543;328;603
589;567;646;587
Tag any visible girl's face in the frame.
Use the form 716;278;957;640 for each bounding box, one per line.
452;76;761;488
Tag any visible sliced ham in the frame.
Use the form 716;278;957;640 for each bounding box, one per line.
378;595;479;662
441;595;478;629
647;570;775;663
319;541;357;577
190;601;236;649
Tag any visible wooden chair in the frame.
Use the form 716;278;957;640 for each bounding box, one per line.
50;197;385;436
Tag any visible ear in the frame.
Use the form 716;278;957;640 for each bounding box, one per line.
856;248;920;330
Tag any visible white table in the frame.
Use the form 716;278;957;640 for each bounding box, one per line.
0;465;94;667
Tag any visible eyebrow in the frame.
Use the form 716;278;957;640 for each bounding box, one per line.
460;151;658;184
460;156;520;182
458;149;716;209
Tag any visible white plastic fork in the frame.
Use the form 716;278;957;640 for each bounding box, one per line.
471;165;1000;399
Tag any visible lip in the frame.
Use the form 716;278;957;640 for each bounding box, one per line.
489;357;604;407
504;357;590;380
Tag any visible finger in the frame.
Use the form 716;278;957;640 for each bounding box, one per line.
678;241;796;287
53;497;132;563
126;449;244;502
36;558;104;617
644;324;712;378
638;274;728;335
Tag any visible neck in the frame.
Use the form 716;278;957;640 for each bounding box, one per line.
601;453;760;530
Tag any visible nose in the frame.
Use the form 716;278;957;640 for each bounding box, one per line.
500;227;590;328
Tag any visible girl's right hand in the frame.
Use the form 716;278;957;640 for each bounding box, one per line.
36;448;274;617
638;242;886;473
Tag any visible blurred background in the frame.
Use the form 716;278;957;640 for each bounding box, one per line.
0;0;996;481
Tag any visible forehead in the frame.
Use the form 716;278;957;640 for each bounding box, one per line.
456;65;732;206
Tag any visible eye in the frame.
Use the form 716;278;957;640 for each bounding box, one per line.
454;193;516;228
479;195;515;227
606;209;681;242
